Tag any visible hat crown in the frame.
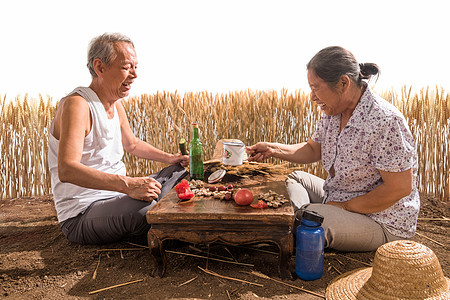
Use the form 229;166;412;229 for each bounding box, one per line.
360;240;448;299
326;240;449;300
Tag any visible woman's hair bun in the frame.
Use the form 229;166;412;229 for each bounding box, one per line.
359;63;380;80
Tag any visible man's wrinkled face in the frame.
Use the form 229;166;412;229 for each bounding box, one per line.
102;42;138;99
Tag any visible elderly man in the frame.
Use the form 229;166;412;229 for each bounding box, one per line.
48;33;188;245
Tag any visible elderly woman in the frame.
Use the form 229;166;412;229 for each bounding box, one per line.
247;46;419;252
48;33;189;245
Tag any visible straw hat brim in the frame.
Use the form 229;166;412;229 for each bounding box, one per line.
326;267;450;300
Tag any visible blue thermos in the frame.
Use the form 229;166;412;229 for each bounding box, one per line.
295;209;325;280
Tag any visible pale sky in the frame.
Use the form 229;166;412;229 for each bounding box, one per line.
1;0;448;101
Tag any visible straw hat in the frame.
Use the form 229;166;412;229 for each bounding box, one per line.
326;240;449;299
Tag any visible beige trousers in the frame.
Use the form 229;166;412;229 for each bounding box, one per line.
286;171;402;252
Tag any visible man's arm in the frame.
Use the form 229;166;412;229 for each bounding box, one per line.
57;96;161;201
116;101;188;166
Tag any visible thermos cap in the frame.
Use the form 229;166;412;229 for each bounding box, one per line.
302;210;324;224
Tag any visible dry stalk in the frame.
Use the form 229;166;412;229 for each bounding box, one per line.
88;279;143;295
198;266;263;287
242;270;325;299
1;87;448;201
177;276;198;287
92;254;101;280
418;217;449;221
415;232;446;247
336;254;372;267
330;264;342;275
96;248;145;252
166;250;254;267
125;242;148;248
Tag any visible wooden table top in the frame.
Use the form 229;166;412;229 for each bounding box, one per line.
146;176;294;225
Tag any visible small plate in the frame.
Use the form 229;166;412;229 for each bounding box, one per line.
208;169;226;183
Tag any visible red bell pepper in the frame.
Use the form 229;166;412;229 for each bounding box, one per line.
250;200;268;209
176;179;194;200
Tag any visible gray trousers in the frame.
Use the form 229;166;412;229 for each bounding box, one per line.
60;165;187;245
286;171;402;252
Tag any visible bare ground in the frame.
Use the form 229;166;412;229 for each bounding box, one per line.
0;194;448;299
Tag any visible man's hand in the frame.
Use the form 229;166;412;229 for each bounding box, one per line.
126;177;162;202
170;152;189;167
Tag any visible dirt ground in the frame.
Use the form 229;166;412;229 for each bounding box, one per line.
0;193;448;299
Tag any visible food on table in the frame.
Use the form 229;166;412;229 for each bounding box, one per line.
224;192;232;201
234;188;254;206
184;180;287;208
257;190;289;208
175;179;195;201
251;200;269;209
217;185;227;191
179;138;188;155
189;179;205;189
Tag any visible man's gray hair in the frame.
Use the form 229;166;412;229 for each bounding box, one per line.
87;32;134;77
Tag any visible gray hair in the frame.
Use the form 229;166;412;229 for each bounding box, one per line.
87;32;135;77
307;46;380;88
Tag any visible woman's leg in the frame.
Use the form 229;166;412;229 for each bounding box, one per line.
285;171;325;211
307;203;403;252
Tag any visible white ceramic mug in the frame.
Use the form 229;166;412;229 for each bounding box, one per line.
222;142;245;166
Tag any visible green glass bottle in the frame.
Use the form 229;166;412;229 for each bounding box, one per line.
189;123;204;180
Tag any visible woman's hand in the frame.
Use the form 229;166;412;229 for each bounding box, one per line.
326;201;348;210
246;142;274;162
125;177;162;202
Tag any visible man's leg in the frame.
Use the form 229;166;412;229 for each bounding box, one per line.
61;195;154;245
61;165;188;245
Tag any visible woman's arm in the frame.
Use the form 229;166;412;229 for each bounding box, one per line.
327;168;413;214
246;139;321;164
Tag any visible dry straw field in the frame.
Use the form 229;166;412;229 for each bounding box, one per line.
0;87;448;200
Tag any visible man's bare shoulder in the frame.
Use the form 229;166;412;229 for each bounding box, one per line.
59;93;89;112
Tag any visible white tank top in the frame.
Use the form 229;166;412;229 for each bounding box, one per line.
48;87;126;222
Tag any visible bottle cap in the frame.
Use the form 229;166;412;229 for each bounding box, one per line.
192;122;198;127
302;210;324;224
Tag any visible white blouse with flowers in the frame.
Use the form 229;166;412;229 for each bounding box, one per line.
311;85;420;238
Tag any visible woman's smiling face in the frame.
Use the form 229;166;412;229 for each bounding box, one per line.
307;69;343;116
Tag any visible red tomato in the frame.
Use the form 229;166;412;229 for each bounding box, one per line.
234;189;254;206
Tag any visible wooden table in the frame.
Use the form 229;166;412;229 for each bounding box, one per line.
146;176;295;279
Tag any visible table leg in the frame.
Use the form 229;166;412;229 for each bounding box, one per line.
147;230;166;277
278;233;294;280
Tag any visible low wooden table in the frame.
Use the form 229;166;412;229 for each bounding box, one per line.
146;177;295;279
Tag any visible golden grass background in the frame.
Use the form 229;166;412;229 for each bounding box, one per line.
0;87;448;200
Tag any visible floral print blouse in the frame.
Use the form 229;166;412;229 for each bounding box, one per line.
311;85;420;238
